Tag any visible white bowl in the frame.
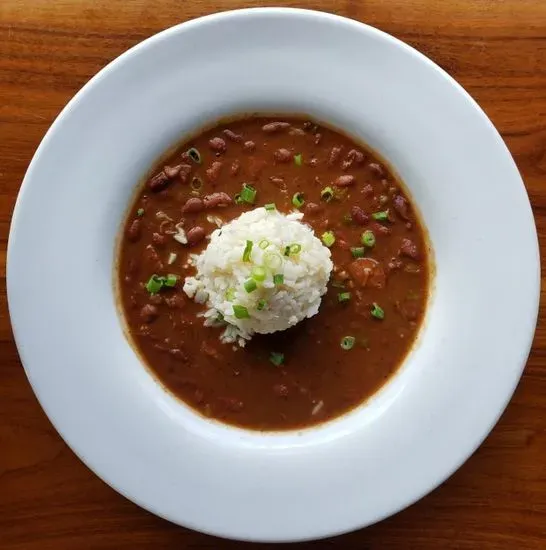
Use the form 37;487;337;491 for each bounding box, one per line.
7;8;540;542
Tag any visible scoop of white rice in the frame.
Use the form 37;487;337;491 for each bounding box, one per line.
183;207;333;346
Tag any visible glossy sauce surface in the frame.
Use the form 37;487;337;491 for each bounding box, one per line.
118;117;430;430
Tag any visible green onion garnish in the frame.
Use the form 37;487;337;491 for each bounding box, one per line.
321;231;335;247
264;203;276;211
240;183;257;204
371;303;385;319
145;274;164;294
259;239;270;249
372;210;389;221
338;292;351;303
264;252;282;269
242;240;253;262
361;230;376;247
284;243;302;257
233;305;250;319
321;186;334;202
340;336;356;350
244;279;257;293
257;299;267;311
234;193;244;205
294;153;303;166
273;273;284;285
351;247;365;258
191;176;203;191
251;266;266;282
136;208;144;217
290;243;302;255
269;352;285;366
164;274;178;287
187;147;201;164
225;288;236;301
292;192;305;208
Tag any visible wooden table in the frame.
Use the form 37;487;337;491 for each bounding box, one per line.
1;1;545;548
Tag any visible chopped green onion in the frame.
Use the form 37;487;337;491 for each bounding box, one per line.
259;239;270;250
233;305;250;319
338;292;351;303
292;192;305;208
371;303;385;319
225;288;236;301
234;193;244;205
167;252;178;265
136;208;144;217
164;274;178;287
251;265;266;282
273;273;284;285
190;176;203;191
269;352;285;366
372;210;389;221
341;336;356;350
257;299;267;311
264;203;276;211
187;147;201;164
321;231;335;247
351;247;365;259
361;230;376;247
240;183;257;204
284;243;302;257
145;274;163;294
264;252;282;269
294;153;303;166
244;279;257;293
215;311;225;322
320;186;334;202
289;243;302;255
242;240;253;262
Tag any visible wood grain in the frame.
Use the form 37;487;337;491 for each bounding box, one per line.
1;1;545;548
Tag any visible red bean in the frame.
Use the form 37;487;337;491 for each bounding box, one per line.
362;184;374;197
186;226;206;246
392;194;411;220
369;162;386;178
274;148;292;163
262;121;290;133
140;304;159;323
230;159;241;176
208;137;227;153
178;164;192;184
304;202;323;217
181;197;204;213
164;164;183;178
148;171;169;192
400;238;420;260
206;161;223;181
328;146;343;166
203;192;233;209
334;174;355;186
350;206;369;225
223;129;243;142
126;219;141;242
243;140;256;152
152;232;167;246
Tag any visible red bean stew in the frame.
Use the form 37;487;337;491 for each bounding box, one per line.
118;116;431;431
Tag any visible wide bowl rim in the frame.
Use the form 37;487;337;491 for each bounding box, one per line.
7;7;540;542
